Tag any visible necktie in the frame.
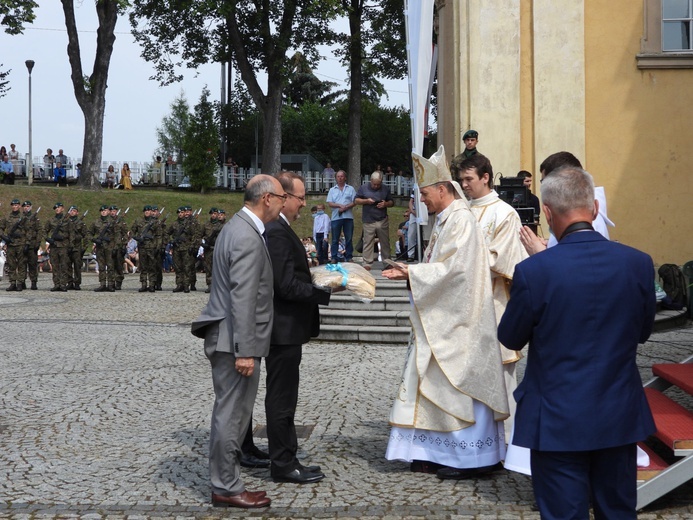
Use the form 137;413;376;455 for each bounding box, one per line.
262;230;268;246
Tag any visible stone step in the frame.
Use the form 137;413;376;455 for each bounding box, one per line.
323;294;410;311
318;324;411;344
320;309;411;327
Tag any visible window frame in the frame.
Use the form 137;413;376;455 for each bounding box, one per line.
637;0;693;68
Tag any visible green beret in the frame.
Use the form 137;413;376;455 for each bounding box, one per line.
109;205;118;210
53;202;64;209
68;205;78;212
209;207;218;214
22;201;32;207
177;206;185;213
10;199;20;205
218;209;225;214
151;205;158;211
463;129;479;140
100;205;109;211
143;205;152;211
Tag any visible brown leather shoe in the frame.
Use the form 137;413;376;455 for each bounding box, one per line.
211;490;271;508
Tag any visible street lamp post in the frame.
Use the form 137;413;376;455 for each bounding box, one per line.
25;60;34;186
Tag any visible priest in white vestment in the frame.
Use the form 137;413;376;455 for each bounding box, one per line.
454;153;528;438
382;146;509;480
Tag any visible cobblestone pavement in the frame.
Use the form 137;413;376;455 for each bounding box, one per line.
0;273;692;519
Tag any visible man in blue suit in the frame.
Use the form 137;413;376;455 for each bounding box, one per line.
498;166;656;519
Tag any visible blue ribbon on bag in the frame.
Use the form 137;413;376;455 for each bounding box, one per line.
326;263;349;287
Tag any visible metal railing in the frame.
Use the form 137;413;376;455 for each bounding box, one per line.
19;157;415;195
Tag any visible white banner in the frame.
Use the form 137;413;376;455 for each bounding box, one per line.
405;0;435;232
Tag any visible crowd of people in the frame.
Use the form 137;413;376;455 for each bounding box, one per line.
0;201;229;293
1;141;658;518
183;143;656;520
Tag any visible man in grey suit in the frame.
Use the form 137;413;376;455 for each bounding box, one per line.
191;174;287;509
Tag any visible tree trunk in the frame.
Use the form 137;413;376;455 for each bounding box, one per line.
260;81;283;173
346;1;363;188
61;0;118;189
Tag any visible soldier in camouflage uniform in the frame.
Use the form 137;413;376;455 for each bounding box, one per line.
109;205;129;290
22;201;41;290
131;205;162;293
66;205;87;290
1;199;30;291
152;206;165;291
200;207;224;293
44;202;72;292
90;205;116;292
186;206;202;291
167;206;196;293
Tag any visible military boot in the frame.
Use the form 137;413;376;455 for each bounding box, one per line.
138;283;148;293
108;284;116;292
155;284;162;291
50;286;62;292
115;281;122;291
20;281;27;290
31;281;38;290
148;285;156;292
190;282;197;291
184;286;191;293
73;284;80;291
66;282;74;290
94;284;108;292
6;283;17;292
205;286;211;294
172;285;184;293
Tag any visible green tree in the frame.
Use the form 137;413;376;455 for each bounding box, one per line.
129;0;338;173
1;0;121;188
156;91;190;163
219;75;258;168
183;87;218;193
286;52;339;108
335;0;407;186
62;0;122;188
0;65;9;98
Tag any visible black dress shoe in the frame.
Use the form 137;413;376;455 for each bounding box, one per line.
247;446;270;459
239;453;270;468
211;491;271;508
272;467;325;484
298;463;322;473
436;462;504;480
410;459;445;474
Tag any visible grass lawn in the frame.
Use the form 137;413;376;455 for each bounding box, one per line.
0;184;409;257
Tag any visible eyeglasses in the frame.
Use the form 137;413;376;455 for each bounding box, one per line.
266;192;287;201
285;192;306;202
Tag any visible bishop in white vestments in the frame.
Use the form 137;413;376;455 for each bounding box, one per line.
383;146;509;480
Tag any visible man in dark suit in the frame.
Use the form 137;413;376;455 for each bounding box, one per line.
191;174;287;509
265;172;334;483
498;166;656;520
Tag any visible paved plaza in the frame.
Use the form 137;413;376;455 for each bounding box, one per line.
0;272;692;519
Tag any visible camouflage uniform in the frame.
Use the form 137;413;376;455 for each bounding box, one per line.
131;205;162;292
1;200;29;291
152;207;165;291
186;208;202;291
200;208;224;292
22;202;41;290
44;203;72;291
90;207;116;291
167;207;197;292
67;207;87;290
110;206;129;290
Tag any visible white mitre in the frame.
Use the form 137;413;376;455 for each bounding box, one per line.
411;145;465;198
